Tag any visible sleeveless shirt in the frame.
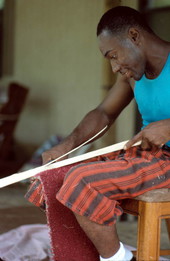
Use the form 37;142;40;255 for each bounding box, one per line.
134;53;170;147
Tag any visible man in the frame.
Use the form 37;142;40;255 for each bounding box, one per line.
29;6;170;261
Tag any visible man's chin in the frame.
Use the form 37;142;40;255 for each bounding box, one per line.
133;74;143;81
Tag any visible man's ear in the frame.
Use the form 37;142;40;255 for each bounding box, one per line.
128;27;140;45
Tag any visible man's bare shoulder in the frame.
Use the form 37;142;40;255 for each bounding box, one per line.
99;74;134;117
108;74;134;97
116;74;134;90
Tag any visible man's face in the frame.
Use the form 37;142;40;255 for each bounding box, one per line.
98;30;145;81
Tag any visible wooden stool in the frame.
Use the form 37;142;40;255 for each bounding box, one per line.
121;188;170;261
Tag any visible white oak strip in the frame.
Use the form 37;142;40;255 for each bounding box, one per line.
45;125;108;166
0;140;141;188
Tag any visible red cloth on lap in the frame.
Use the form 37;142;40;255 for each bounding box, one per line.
26;164;99;261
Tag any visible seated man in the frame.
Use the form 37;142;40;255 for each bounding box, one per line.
28;6;170;261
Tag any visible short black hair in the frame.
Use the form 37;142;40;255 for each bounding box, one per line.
97;6;154;36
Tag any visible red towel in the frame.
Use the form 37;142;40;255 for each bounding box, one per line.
38;165;99;261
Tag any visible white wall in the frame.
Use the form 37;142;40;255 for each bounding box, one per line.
2;0;138;150
11;0;104;146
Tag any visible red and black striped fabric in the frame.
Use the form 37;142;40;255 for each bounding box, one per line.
56;146;170;225
25;178;45;209
26;146;170;225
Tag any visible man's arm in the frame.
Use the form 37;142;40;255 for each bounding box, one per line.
42;75;134;164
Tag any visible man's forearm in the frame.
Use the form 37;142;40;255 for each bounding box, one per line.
61;107;112;150
42;107;115;164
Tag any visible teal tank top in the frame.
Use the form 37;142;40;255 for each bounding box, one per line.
134;53;170;147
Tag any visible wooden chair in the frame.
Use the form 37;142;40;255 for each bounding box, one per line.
0;82;29;160
121;188;170;260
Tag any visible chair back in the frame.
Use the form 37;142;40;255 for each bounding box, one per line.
0;82;29;160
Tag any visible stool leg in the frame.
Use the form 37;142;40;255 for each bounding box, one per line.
137;202;161;261
166;218;170;241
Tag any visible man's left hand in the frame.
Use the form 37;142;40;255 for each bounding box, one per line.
124;119;170;150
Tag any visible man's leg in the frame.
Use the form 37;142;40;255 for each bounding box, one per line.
75;213;133;261
75;213;119;258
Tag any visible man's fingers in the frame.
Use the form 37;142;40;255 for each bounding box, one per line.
140;138;152;150
42;150;68;165
42;152;53;165
124;133;141;150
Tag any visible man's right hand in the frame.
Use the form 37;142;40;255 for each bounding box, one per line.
42;143;70;164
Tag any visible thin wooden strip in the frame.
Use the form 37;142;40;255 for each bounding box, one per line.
0;140;141;188
0;126;108;188
45;125;108;166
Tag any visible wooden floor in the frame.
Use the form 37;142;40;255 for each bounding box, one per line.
0;206;46;234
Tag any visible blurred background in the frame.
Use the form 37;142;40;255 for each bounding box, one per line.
0;0;170;176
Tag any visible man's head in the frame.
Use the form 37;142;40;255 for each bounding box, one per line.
97;6;154;37
97;6;155;81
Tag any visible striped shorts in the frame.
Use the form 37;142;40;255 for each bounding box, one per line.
56;146;170;225
26;146;170;226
